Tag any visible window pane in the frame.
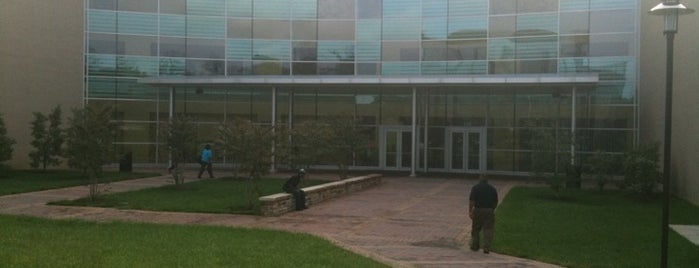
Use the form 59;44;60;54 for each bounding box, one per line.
226;39;252;60
516;14;558;36
228;19;252;39
318;0;355;19
87;77;116;98
421;62;447;74
254;0;291;18
317;41;354;61
117;0;157;12
292;62;317;75
160;58;186;76
423;0;448;17
186;59;225;75
448;16;487;39
358;0;382;19
253;20;291;39
449;0;487;16
422;41;447;61
253;61;290;75
292;20;317;40
422;18;447;40
318;21;355;40
292;0;317;19
357;63;380;75
515;37;557;59
383;0;420;18
447;61;487;74
88;10;116;33
117;12;157;35
88;54;116;76
161;0;186;14
160;15;186;37
187;0;225;16
560;11;589;35
560;35;589;57
117;35;157;56
160;37;186;57
186;38;225;59
383;19;421;40
515;59;557;74
382;41;420;61
382;62;420;75
357;20;381;40
89;33;116;54
89;0;115;10
292;41;317;61
489;0;515;15
489;16;515;38
356;41;381;61
252;40;291;61
318;63;354;75
447;40;486;60
227;61;253;75
117;56;158;77
517;0;558;13
488;38;515;60
187;16;226;38
590;9;635;33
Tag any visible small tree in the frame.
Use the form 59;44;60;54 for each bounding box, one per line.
588;150;620;191
323;115;372;179
65;106;119;201
219;118;277;209
29;106;64;171
623;143;661;197
161;115;198;186
0;113;16;171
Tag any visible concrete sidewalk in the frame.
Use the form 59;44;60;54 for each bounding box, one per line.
0;173;561;268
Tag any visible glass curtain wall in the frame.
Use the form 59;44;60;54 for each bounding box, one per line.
84;0;639;173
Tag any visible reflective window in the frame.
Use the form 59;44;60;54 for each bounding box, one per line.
489;16;515;38
589;0;637;10
318;0;355;19
383;0;420;18
448;40;487;60
117;12;157;35
317;41;354;61
515;59;557;73
423;0;448;17
226;39;252;60
187;16;227;38
161;0;186;14
292;0;317;19
560;11;589;34
448;16;487;39
422;18;448;40
447;61;487;74
516;14;558;36
227;61;253;75
253;20;291;39
383;19;421;40
88;10;116;33
489;0;515;15
117;0;157;12
560;35;589;57
422;41;447;61
357;63;380;75
382;62;420;75
318;21;355;40
293;41;317;61
88;54;117;76
186;38;225;59
228;19;252;39
160;15;186;37
421;62;446;74
449;0;488;16
116;56;158;77
358;0;382;19
227;0;252;17
186;59;225;75
89;0;115;10
252;40;291;61
356;41;381;61
318;63;354;75
489;61;515;74
89;33;117;54
488;38;515;60
160;37;186;57
254;0;291;18
117;35;157;56
292;62;317;75
515;37;557;59
382;41;420;61
590;9;635;33
559;57;635;81
87;77;116;98
292;20;317;40
160;58;186;76
517;0;558;13
187;0;225;16
357;20;381;40
253;61;290;75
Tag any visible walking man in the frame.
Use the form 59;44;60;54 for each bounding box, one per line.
197;144;214;179
469;178;498;254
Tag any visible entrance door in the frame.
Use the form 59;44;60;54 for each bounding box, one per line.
447;128;486;173
381;127;413;170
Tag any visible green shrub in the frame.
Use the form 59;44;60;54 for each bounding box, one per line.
623;143;661;196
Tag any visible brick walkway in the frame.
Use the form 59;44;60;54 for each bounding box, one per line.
0;173;561;268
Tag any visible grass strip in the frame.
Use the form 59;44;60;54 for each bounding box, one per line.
53;177;329;215
0;170;160;196
494;187;699;268
0;214;388;267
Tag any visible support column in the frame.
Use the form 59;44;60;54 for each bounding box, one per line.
168;86;175;168
270;87;277;173
423;89;430;173
571;86;577;166
411;87;417;177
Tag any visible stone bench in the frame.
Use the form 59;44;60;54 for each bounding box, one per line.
259;174;382;217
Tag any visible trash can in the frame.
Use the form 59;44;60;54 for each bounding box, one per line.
119;152;132;172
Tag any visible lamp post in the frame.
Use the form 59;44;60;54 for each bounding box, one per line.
648;1;694;268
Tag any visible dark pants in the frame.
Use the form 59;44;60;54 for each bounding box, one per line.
470;208;495;251
198;161;213;178
286;189;307;210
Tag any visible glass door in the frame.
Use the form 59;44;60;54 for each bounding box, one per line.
448;128;485;173
381;127;413;170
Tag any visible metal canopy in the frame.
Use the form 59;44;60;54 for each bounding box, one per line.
138;73;598;87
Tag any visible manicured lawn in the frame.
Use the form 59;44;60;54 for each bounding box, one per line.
0;170;160;196
53;177;329;215
0;214;388;267
494;187;699;268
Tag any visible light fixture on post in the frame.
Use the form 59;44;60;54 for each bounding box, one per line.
648;1;694;268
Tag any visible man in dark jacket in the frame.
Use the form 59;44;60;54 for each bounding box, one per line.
469;179;498;254
283;169;307;210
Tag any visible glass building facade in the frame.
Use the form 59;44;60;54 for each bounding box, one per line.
84;0;639;175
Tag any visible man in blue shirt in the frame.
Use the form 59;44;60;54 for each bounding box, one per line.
197;144;214;179
469;179;498;254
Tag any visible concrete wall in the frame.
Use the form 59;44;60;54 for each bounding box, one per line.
640;0;699;206
0;0;84;168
